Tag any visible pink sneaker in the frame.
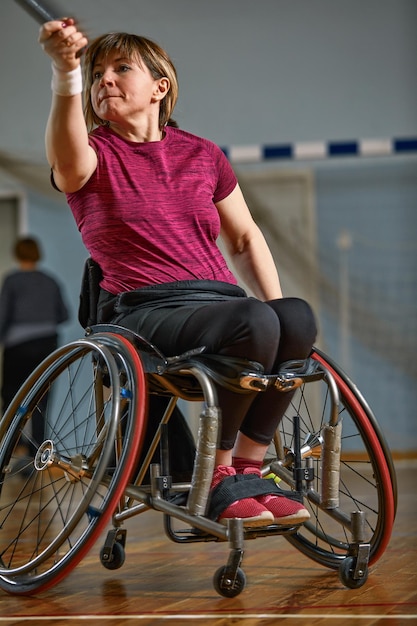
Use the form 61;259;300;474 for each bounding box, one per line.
211;465;274;527
242;467;310;526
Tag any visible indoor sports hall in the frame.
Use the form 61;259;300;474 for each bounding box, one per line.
0;1;415;623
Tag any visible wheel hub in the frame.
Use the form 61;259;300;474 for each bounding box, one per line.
34;439;56;470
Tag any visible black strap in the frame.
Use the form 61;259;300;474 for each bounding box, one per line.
78;257;103;328
207;474;297;521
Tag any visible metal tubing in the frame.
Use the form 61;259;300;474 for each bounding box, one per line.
173;367;220;517
321;421;343;508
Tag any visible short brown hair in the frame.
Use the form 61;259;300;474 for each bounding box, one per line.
14;237;42;263
83;32;179;131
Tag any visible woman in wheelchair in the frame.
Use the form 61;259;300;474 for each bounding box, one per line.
39;20;317;528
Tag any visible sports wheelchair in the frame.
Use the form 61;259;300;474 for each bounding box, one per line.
0;262;397;598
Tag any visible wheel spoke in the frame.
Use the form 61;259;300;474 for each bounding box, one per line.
273;349;395;569
0;336;147;593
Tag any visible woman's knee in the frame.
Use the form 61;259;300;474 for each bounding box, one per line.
267;297;317;361
288;297;317;342
218;298;281;368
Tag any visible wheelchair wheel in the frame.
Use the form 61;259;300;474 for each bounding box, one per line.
270;347;396;570
0;334;147;595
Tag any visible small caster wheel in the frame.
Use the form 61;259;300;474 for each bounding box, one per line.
213;565;246;598
100;541;126;570
339;556;368;589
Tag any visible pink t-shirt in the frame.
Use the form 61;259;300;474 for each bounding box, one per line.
66;125;238;294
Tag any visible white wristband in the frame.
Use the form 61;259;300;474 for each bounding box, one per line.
51;64;83;96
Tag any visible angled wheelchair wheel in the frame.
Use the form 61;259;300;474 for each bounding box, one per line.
0;334;147;595
270;347;396;570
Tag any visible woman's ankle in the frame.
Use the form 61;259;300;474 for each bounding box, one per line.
232;456;262;474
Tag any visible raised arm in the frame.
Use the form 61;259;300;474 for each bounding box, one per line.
39;18;97;192
216;184;283;301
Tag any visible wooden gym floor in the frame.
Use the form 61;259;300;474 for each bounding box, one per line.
0;461;416;625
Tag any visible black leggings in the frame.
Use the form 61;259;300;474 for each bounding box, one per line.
99;292;317;449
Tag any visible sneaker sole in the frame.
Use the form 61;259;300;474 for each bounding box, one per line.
272;509;311;526
219;511;274;528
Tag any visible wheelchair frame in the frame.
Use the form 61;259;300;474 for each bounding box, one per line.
0;324;397;597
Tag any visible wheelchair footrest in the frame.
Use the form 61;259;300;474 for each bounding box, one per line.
208;474;301;521
163;515;302;544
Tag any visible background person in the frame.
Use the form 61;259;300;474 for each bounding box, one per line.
0;236;69;446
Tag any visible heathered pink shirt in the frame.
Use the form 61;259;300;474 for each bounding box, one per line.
66;125;238;294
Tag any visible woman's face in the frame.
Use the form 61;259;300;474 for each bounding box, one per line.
90;51;166;125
